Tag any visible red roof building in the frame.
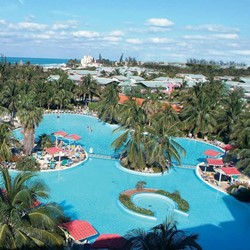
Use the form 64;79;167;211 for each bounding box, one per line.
61;220;98;241
91;234;127;249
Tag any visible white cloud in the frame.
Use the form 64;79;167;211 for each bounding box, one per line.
126;38;143;44
32;34;51;39
52;20;79;30
148;27;170;33
146;18;174;27
0;19;7;25
183;35;208;40
109;30;124;37
212;34;238;39
185;24;239;33
72;30;100;38
232;50;250;56
9;22;47;31
102;36;121;42
24;15;36;22
148;37;173;44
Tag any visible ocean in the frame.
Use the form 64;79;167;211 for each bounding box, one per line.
4;57;71;67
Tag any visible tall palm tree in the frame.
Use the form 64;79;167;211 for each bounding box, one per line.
180;83;218;138
230;110;250;175
0;124;13;162
145;114;185;170
81;74;99;101
98;83;120;123
37;133;53;150
0;169;66;249
112;99;148;169
125;217;202;250
17;96;43;155
1;80;21;124
217;88;246;142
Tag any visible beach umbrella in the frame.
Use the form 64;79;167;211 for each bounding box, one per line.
65;134;81;150
217;167;241;186
46;147;62;155
223;144;234;151
53;130;67;147
206;158;224;166
203;149;221;157
60;220;98;241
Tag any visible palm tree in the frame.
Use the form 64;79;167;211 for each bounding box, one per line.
180;83;218;138
145;114;185;170
1;80;21;124
37;133;53;150
0;124;13;162
125;217;202;250
17;96;43;155
217;88;246;142
230;110;250;175
112;99;148;169
97;83;120;123
54;89;72;111
0;169;66;249
81;74;99;102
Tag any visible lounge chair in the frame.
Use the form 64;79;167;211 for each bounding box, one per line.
49;161;56;169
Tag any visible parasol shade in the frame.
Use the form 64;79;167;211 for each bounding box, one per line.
46;147;62;155
206;158;224;166
204;149;221;157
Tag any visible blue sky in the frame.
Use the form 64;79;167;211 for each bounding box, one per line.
0;0;250;63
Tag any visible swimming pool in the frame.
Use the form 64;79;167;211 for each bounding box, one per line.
14;114;250;249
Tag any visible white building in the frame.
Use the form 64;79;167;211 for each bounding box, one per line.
81;55;94;67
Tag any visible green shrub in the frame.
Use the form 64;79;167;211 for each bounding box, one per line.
227;183;250;202
136;181;146;190
88;102;98;111
119;188;189;217
156;190;189;212
119;194;153;216
16;156;40;171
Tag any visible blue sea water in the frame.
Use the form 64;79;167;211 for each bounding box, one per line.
4;56;70;67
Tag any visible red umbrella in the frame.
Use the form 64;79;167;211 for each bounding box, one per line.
46;147;62;155
54;130;67;137
203;149;221;157
53;131;68;147
91;234;127;249
61;220;98;241
223;144;234;151
220;167;240;176
206;158;224;166
217;167;241;186
65;134;81;141
65;134;81;150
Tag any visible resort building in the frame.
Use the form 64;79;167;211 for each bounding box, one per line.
80;55;94;67
177;73;207;83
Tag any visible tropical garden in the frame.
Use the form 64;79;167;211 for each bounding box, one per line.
0;57;250;248
0;58;249;176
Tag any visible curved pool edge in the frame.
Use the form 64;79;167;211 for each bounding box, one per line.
117;200;157;221
132;192;189;217
178;137;225;154
195;163;228;195
9;153;89;174
115;162;170;177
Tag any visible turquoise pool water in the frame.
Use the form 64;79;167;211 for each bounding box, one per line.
14;114;250;250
